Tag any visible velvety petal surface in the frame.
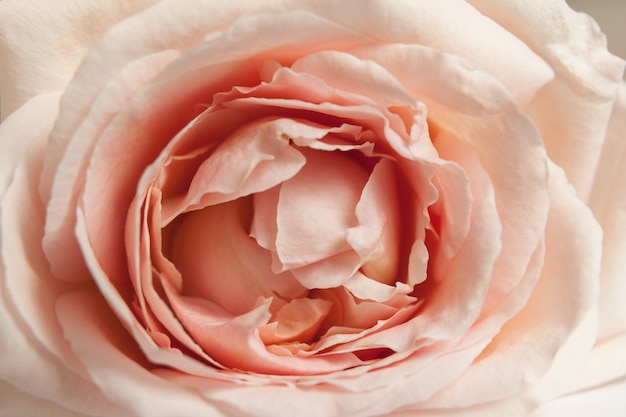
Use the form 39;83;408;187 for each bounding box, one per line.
0;95;136;417
0;0;157;119
468;0;625;200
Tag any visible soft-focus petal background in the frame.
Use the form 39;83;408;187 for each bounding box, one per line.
0;1;624;417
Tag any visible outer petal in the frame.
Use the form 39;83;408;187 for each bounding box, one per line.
529;377;626;417
0;382;89;417
0;0;156;119
589;83;626;341
388;164;602;416
56;291;226;417
0;97;134;417
0;93;61;196
467;0;625;200
301;0;553;108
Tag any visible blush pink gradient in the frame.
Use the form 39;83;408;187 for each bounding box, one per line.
0;1;624;417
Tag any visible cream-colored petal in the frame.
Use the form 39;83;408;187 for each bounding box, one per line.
589;83;626;341
0;93;60;197
301;0;553;107
0;0;156;119
468;0;625;200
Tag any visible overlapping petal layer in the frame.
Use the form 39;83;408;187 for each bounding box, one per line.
0;1;621;417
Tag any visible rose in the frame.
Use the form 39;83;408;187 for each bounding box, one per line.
1;1;624;416
0;1;624;416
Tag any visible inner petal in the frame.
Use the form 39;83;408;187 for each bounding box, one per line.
165;117;307;223
273;148;371;270
165;197;306;315
347;158;401;285
259;297;332;345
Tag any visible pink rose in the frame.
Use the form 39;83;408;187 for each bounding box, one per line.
1;1;624;416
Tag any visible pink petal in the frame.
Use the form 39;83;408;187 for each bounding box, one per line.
0;93;60;195
291;50;417;108
56;291;223;417
260;297;332;344
48;9;369;287
357;43;551;302
125;187;215;363
530;377;626;417
43;50;179;283
0;97;85;374
76;209;235;378
171;118;306;218
166;290;362;375
216;69;420;159
167;197;306;315
343;272;412;303
274;147;369;269
0;101;130;417
290;251;362;290
141;107;251;224
420;163;601;409
290;49;437;161
250;184;281;254
347;158;401;285
316;286;410;334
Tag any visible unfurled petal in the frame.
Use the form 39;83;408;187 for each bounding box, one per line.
167;198;306;314
274;148;368;269
0;0;157;119
347;159;401;285
468;0;625;200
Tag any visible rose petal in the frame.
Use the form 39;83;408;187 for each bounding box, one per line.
343;272;412;303
213;60;419;162
71;11;369;297
0;0;156;119
355;42;551;301
274;148;368;270
42;6;368;202
420;164;601;409
0;382;97;417
56;291;225;417
165;291;363;375
0;301;128;417
468;0;625;200
77;209;237;378
0;93;61;196
347;158;401;285
167;197;306;315
0;95;134;417
126;187;220;363
1;117;85;374
530;376;626;417
305;0;554;107
291;50;418;109
167;118;306;220
43;50;179;283
569;333;626;393
589;83;626;341
290;251;363;290
260;297;332;344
